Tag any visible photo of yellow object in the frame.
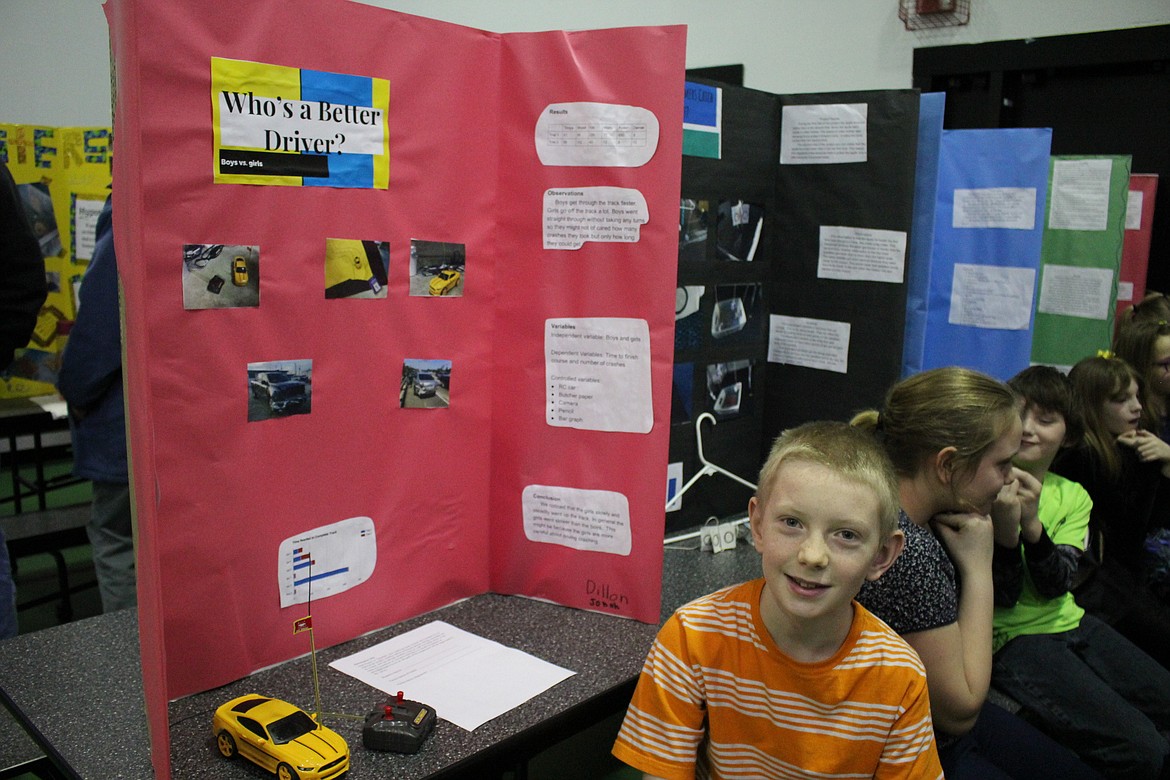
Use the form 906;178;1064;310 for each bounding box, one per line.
325;238;389;299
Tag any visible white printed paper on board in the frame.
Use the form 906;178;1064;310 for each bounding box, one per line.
278;516;377;608
1126;190;1145;231
767;314;850;374
780;103;867;165
1037;264;1114;320
948;263;1036;330
545;318;652;433
72;196;107;262
535;102;659;167
522;485;631;555
1049;158;1112;231
952;188;1036;230
817;225;906;283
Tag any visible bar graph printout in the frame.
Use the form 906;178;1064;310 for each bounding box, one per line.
278;516;377;608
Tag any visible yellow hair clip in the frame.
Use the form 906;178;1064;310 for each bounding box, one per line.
1097;349;1115;359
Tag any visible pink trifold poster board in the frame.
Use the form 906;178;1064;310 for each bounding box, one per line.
105;0;684;775
1117;174;1160;318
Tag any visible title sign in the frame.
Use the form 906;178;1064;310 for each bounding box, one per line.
211;57;390;188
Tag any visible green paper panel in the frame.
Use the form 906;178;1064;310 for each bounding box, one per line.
1030;155;1132;368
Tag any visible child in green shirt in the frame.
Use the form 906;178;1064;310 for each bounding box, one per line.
992;366;1170;779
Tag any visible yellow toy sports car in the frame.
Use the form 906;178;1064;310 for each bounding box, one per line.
232;255;249;287
213;694;349;780
428;269;461;296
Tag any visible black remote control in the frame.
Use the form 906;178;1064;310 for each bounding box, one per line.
362;692;436;754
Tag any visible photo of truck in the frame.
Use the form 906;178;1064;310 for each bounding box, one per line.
247;361;313;421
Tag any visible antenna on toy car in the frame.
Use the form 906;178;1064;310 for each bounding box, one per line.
292;554;323;720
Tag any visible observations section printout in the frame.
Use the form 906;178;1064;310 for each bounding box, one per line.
543;187;648;250
546;318;652;433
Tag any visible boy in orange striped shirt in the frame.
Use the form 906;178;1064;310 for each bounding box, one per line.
613;421;942;779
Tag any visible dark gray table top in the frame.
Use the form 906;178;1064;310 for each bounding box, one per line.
0;707;43;769
0;608;151;779
0;529;760;779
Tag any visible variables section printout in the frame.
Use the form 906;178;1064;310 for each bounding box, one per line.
545;318;652;433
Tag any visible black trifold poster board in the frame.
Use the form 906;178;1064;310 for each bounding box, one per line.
668;81;919;535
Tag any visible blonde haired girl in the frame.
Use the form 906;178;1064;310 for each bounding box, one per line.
855;367;1099;779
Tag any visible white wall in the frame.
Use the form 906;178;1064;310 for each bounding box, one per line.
1;0;1167;127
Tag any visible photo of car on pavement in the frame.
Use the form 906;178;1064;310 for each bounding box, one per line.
400;359;451;409
408;239;464;297
247;360;312;422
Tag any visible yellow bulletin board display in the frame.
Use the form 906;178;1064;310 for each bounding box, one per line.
0;124;112;397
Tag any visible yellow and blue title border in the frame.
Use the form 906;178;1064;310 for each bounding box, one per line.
211;57;390;188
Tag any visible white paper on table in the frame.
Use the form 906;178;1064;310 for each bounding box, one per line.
328;620;576;731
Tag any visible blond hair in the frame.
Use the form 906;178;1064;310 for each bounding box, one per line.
756;420;900;539
851;367;1019;483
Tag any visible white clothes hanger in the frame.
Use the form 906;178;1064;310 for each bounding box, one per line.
666;412;757;512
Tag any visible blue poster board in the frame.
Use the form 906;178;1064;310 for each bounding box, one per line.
902;92;945;377
905;125;1052;380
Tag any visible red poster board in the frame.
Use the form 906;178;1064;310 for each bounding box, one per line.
105;1;683;775
1117;173;1160;318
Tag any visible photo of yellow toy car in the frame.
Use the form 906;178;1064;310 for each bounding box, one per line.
232;255;249;287
428;269;461;296
213;694;349;780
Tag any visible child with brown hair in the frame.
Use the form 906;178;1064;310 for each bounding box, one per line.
994;365;1170;778
854;366;1100;779
1053;353;1170;667
613;421;942;779
1114;318;1170;440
